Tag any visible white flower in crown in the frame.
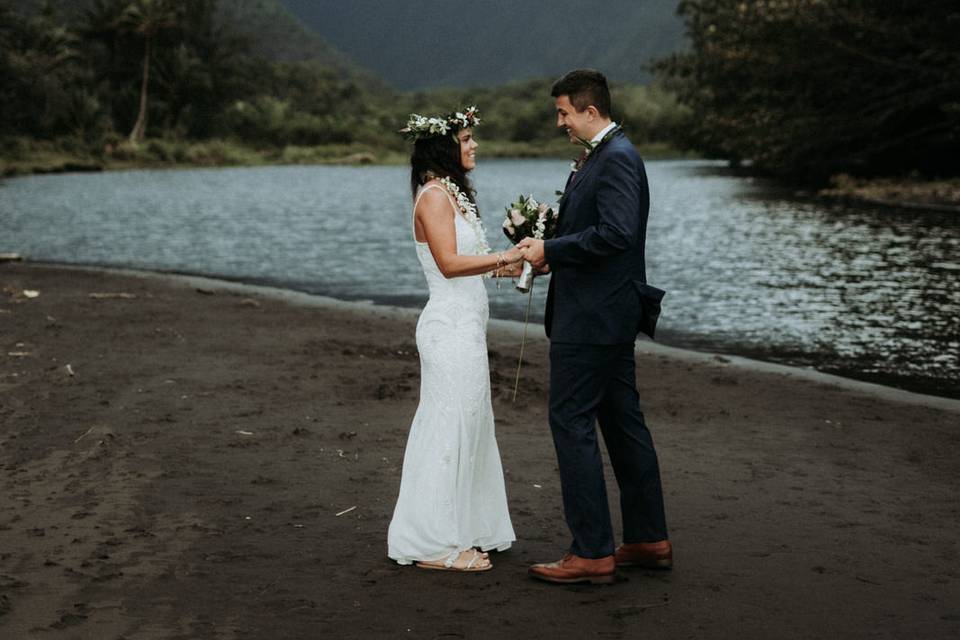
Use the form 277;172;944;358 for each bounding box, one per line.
464;105;480;125
427;117;449;135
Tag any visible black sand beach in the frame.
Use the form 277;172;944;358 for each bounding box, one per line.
2;263;959;639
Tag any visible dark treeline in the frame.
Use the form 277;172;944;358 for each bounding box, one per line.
654;1;960;181
0;0;687;169
5;0;955;187
0;0;389;150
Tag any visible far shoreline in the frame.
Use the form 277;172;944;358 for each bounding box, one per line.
0;139;690;178
4;142;957;215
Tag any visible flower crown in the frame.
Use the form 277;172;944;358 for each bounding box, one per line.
400;106;480;141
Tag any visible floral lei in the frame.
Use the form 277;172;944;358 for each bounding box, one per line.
438;176;492;263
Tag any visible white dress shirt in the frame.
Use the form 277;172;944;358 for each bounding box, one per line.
590;121;619;146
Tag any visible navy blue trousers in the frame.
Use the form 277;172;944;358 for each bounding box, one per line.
548;341;668;558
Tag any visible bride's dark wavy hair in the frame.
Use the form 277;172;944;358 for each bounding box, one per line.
409;130;476;204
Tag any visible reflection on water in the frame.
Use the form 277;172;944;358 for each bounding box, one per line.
1;160;957;398
649;163;960;396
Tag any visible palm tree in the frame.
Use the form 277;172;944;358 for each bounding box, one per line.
115;0;181;143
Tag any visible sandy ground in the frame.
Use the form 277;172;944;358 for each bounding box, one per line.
1;263;959;640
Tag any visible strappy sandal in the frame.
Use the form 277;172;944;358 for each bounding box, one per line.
415;548;492;572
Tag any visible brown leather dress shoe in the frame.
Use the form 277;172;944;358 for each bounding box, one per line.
614;540;673;569
528;553;616;585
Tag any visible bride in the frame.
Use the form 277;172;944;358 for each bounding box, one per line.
387;107;523;572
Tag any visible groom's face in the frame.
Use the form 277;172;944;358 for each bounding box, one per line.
554;95;594;143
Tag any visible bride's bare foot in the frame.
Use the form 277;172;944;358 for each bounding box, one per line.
415;549;492;572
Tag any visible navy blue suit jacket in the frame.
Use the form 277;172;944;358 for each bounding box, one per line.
543;130;658;344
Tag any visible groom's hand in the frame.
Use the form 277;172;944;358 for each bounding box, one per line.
518;238;547;269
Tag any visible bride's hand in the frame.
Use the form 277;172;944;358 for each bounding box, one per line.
502;246;525;264
494;262;523;277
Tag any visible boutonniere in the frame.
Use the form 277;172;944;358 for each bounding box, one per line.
570;135;593;173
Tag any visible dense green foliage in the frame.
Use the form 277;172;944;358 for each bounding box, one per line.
655;1;960;180
0;0;387;147
8;0;361;70
0;0;690;171
404;79;688;151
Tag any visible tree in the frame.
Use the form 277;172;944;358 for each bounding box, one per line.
0;2;88;138
654;1;960;181
114;0;182;143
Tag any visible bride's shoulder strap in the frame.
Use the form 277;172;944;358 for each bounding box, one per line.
412;182;458;242
414;182;458;214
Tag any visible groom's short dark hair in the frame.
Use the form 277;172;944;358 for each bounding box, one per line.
551;69;611;118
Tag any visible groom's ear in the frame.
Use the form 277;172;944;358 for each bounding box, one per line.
584;105;601;120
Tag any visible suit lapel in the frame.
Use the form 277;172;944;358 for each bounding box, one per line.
557;131;622;226
558;161;597;227
564;130;622;198
564;150;602;197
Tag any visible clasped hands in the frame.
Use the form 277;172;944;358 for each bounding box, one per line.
506;238;549;274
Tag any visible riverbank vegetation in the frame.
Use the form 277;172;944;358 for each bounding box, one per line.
654;1;960;185
818;174;960;212
0;0;690;176
4;0;957;210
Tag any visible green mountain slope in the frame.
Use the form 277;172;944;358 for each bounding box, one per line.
280;0;686;89
8;0;371;77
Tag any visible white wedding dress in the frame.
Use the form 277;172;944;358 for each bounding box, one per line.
387;183;515;565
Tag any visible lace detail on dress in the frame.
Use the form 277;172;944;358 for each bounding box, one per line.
387;183;515;564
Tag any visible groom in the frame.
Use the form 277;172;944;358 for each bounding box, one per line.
518;69;671;584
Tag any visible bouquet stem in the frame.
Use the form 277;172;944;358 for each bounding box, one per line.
512;282;535;402
515;261;535;293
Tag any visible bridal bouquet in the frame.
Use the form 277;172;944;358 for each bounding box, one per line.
502;194;559;292
501;194;558;401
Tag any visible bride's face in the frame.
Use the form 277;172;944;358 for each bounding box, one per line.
458;128;478;170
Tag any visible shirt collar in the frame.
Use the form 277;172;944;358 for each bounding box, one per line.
590;121;618;146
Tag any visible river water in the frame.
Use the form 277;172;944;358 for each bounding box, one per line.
2;159;957;398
